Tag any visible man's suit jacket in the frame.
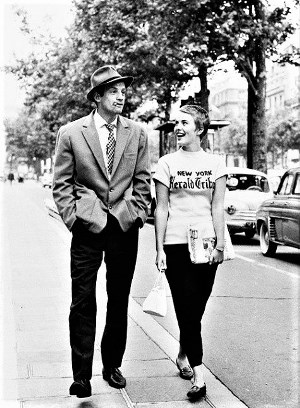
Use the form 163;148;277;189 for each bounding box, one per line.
53;110;151;233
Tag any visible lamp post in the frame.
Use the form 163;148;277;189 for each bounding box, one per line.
8;153;15;172
8;154;15;184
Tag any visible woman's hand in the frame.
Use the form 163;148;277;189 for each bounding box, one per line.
209;248;224;265
156;249;167;271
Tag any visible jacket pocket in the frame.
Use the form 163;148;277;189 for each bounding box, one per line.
75;189;106;233
124;197;137;223
76;191;96;223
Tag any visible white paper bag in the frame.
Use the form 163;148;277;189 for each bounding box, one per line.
142;271;167;317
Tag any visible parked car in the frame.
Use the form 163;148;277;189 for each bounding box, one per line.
40;172;53;188
256;167;300;256
224;167;272;238
0;173;6;182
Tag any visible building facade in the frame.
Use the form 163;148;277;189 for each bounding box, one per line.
209;50;300;170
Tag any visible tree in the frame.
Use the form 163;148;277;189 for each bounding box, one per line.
267;110;300;168
6;0;298;170
69;0;195;120
220;118;247;159
5;7;93;157
210;0;297;171
126;0;297;170
4;110;55;170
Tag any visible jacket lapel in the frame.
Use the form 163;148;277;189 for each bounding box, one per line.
110;116;130;177
81;111;108;179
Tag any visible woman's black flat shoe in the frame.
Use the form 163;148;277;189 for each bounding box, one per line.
187;384;206;401
176;358;193;380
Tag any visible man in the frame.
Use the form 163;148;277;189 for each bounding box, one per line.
53;65;151;398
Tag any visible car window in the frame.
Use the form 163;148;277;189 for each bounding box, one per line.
226;174;270;192
277;174;293;195
293;173;300;195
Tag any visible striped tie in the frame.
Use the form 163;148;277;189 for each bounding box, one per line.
105;124;116;174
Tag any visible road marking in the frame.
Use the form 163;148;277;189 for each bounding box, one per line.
235;254;299;279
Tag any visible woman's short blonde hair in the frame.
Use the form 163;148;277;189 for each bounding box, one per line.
179;104;210;140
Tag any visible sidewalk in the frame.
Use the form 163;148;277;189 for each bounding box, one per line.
0;187;248;408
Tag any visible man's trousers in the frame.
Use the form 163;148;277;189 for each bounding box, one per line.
70;215;139;381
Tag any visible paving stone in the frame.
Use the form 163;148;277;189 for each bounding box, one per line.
15;314;68;332
1;378;19;400
22;393;128;408
16;332;69;353
126;376;190;404
123;337;166;360
26;362;72;378
122;359;176;378
136;401;211;408
16;376;120;399
17;351;70;364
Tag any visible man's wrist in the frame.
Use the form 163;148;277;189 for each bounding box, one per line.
216;246;224;252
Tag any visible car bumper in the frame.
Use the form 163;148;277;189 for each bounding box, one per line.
226;211;256;232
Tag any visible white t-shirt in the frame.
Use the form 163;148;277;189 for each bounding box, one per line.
153;148;227;244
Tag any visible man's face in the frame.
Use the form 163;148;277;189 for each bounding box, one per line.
97;81;126;116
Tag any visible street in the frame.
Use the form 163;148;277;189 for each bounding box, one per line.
1;180;299;408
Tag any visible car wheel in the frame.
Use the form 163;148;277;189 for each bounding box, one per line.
245;229;256;239
259;222;277;256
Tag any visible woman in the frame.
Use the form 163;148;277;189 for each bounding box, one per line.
153;105;227;401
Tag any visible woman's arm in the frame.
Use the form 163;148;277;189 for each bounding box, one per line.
210;175;227;264
154;181;169;270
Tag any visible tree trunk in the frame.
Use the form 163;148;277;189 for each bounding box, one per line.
164;89;172;121
196;62;210;150
250;76;267;172
196;62;210;112
252;19;267;172
247;82;254;169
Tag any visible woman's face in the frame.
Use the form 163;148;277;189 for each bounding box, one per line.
174;111;200;150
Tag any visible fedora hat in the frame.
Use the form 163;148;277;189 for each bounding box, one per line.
87;65;134;101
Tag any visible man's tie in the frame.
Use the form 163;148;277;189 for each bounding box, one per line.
105;123;116;174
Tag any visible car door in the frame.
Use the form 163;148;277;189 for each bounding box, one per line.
269;173;294;242
282;172;300;247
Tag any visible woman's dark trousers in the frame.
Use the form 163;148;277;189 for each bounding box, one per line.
70;215;139;381
164;244;217;368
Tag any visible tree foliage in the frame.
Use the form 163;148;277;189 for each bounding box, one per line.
5;110;55;163
4;0;299;172
220;118;247;159
267;110;300;167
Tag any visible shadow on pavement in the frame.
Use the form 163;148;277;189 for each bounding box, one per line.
79;402;97;408
231;233;260;246
270;252;300;265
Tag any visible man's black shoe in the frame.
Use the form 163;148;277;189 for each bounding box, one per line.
102;367;126;389
69;379;92;398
